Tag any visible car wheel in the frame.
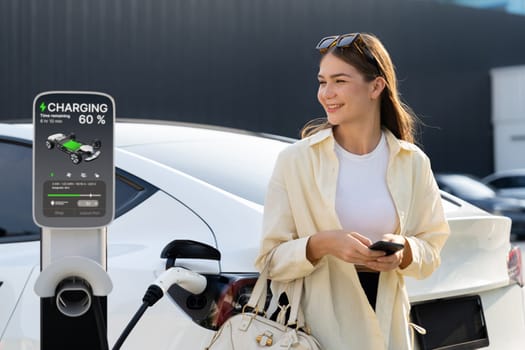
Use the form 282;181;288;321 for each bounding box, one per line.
45;140;54;149
92;139;101;150
70;153;82;164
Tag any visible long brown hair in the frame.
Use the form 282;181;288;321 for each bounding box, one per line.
301;33;418;143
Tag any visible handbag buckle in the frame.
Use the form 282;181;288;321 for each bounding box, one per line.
256;331;273;346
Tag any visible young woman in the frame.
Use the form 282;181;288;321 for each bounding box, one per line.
255;33;450;349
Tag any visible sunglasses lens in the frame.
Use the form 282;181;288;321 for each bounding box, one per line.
316;37;337;52
337;34;358;49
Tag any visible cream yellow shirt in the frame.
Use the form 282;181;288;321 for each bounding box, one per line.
255;127;450;350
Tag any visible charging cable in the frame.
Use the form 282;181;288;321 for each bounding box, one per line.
112;267;207;350
93;296;110;350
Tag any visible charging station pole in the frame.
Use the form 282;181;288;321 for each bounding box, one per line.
33;91;115;349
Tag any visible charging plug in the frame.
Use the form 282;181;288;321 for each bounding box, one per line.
113;267;207;350
143;267;207;307
154;267;207;295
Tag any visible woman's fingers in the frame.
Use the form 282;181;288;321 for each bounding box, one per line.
348;231;373;246
366;250;403;271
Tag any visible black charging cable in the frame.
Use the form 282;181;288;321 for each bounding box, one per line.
111;267;206;349
92;296;110;350
112;284;164;350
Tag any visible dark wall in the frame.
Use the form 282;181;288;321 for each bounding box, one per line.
2;0;525;176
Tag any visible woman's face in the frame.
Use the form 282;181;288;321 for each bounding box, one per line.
317;53;378;127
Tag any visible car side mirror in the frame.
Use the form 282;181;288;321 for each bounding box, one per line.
161;239;221;269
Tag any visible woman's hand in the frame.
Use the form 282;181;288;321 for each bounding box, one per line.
306;230;385;265
365;234;412;272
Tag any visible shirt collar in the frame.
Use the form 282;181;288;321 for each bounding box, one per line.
308;126;416;154
308;127;333;146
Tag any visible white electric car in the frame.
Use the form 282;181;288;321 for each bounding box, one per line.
1;120;524;349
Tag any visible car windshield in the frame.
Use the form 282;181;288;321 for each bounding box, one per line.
440;175;495;199
491;175;525;189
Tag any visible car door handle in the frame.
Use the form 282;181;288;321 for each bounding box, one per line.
0;281;3;287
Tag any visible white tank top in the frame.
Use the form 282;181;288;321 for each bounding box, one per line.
334;132;398;242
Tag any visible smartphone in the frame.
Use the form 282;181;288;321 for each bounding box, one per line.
369;241;404;256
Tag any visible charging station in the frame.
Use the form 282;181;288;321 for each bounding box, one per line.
33;91;115;349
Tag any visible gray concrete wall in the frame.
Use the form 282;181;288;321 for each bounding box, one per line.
2;0;525;176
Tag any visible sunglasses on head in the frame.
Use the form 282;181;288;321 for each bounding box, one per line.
315;33;382;76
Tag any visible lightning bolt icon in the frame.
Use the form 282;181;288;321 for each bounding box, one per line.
39;102;46;112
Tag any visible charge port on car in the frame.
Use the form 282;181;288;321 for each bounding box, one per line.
187;294;207;310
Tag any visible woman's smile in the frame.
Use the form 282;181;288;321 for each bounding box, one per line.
325;103;344;113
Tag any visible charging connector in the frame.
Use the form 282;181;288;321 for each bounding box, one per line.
112;267;207;350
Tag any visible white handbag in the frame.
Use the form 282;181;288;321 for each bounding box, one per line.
204;264;322;350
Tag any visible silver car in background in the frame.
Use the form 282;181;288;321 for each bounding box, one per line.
482;169;525;200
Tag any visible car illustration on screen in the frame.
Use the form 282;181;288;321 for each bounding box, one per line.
45;132;101;164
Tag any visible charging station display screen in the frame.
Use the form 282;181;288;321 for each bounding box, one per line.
33;91;115;228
